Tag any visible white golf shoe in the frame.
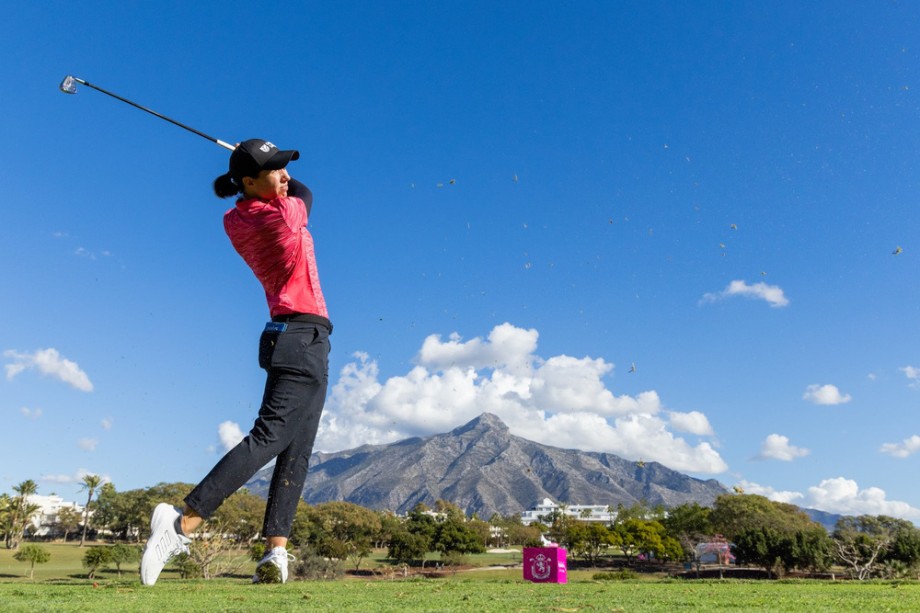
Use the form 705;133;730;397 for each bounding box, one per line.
252;546;295;584
140;503;190;585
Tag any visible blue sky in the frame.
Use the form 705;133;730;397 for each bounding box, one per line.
2;1;918;521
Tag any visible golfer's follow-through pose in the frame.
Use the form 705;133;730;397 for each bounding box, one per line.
140;139;331;585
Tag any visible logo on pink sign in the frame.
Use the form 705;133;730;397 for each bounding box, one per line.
529;552;552;580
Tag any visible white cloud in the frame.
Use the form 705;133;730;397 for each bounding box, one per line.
808;477;920;519
669;411;714;436
803;384;851;405
100;418;113;431
901;365;920;389
418;323;538;374
880;435;920;458
20;407;42;420
3;348;93;392
41;473;80;484
737;480;804;504
739;477;920;521
218;421;245;452
318;323;727;474
78;438;98;452
41;469;110;486
700;280;789;308
756;433;810;461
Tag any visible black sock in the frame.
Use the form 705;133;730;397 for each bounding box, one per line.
174;516;186;537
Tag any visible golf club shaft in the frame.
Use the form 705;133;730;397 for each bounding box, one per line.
72;77;234;151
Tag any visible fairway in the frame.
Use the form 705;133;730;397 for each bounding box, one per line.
1;577;919;612
2;544;920;611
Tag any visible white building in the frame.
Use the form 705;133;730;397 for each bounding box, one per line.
520;498;616;525
25;494;84;536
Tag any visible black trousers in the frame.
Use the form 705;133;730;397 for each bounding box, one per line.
185;321;330;537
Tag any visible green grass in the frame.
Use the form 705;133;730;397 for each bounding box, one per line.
1;578;919;612
1;542;110;581
2;544;919;612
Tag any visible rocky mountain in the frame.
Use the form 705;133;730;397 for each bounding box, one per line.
245;412;730;518
803;507;843;532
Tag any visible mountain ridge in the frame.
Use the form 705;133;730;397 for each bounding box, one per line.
245;412;730;517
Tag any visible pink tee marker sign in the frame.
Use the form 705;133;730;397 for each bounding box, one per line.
522;547;567;583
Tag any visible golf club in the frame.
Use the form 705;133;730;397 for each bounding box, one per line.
59;75;235;151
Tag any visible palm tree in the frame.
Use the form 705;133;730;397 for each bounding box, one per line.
0;494;12;548
9;480;38;549
79;474;102;547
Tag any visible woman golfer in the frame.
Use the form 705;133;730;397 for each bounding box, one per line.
140;139;331;585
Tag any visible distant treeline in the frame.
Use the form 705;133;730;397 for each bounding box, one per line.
3;480;919;580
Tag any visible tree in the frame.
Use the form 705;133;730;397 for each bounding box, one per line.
299;501;383;571
79;474;103;547
833;515;898;580
434;514;486;557
887;520;920;571
499;518;542;547
387;527;430;565
469;516;493;548
709;494;814;542
405;504;439;548
211;489;266;547
7;480;39;549
82;546;112;579
376;511;402;549
611;517;682;565
611;501;662;524
91;483;118;539
14;544;50;579
662;502;712;561
136;482;195;539
790;526;833;575
56;506;81;542
544;504;573;546
0;494;12;548
732;526;788;578
289;500;316;546
433;499;465;521
565;521;615;566
105;487;151;542
109;543;141;577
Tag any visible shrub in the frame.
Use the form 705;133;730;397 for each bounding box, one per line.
440;550;470;568
173;552;203;579
294;545;342;581
593;569;638;581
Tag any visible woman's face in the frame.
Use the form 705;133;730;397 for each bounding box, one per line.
243;167;290;200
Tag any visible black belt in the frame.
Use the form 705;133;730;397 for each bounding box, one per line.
271;313;333;334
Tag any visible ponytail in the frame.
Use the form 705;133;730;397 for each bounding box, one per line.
213;172;241;198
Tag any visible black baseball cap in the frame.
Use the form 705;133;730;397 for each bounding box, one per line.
228;139;300;181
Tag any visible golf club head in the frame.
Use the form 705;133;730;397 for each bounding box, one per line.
59;75;78;94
